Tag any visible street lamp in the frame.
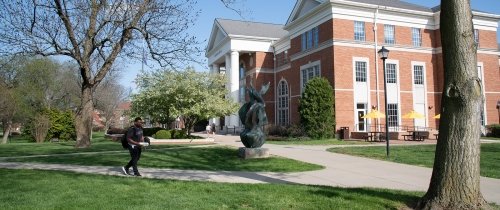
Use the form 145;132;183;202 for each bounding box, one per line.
378;46;390;157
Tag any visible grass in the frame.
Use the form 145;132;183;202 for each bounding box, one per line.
1;132;323;173
0;168;423;210
267;138;368;145
5;146;323;172
0;133;182;157
327;143;500;179
482;136;500;141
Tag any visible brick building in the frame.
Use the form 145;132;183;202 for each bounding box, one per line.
206;0;500;134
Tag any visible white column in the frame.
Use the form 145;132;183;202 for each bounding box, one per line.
209;63;220;127
225;54;232;127
211;63;219;75
230;50;240;127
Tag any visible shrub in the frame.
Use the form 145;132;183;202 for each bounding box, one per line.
299;77;335;139
486;124;500;137
143;127;166;137
46;109;76;141
267;125;289;136
287;123;306;138
173;129;187;139
106;127;127;135
154;130;171;139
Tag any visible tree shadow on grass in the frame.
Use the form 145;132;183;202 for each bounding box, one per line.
308;186;422;209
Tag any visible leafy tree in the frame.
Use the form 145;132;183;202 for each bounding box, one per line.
299;77;335;139
417;1;487;209
0;0;236;148
132;68;239;135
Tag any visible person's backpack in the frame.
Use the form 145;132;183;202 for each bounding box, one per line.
120;131;129;149
120;126;136;149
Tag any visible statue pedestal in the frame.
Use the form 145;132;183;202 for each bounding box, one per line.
238;147;270;159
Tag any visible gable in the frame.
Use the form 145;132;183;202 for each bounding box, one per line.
287;0;324;25
206;20;228;54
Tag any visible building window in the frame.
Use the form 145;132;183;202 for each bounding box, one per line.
413;65;424;85
384;25;395;45
387;104;399;128
354;21;365;41
301;63;321;90
355;61;367;82
474;29;479;47
412;28;422;47
301;26;319;51
386;63;397;83
277;80;289;126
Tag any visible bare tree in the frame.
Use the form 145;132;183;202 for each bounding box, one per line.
93;77;129;132
0;0;205;148
417;1;487;209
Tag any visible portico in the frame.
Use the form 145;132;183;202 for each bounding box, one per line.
206;19;286;131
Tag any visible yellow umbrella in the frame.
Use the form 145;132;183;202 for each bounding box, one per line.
402;110;425;119
403;110;425;130
362;109;385;119
433;114;440;119
362;109;385;132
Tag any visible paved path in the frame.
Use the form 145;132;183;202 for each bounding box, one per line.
0;134;499;205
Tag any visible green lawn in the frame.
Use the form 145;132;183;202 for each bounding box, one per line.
482;137;500;141
327;143;500;179
0;168;423;210
267;138;368;145
1;133;323;173
5;146;323;172
0;133;182;157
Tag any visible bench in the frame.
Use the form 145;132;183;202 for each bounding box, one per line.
403;131;429;141
225;126;237;134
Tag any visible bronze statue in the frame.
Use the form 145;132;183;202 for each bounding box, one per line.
238;80;270;148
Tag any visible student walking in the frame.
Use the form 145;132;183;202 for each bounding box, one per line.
121;117;145;176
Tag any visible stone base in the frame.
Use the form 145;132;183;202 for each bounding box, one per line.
238;147;270;159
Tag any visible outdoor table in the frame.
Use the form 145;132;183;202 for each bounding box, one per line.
367;131;384;142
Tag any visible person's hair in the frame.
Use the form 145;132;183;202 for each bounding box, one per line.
134;117;143;122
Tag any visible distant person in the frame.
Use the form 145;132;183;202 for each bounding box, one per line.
211;123;216;135
206;124;212;136
121;117;145;177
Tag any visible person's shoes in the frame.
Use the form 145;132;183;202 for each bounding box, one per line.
134;173;142;177
121;167;130;175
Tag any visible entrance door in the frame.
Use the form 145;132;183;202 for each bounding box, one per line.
356;103;367;131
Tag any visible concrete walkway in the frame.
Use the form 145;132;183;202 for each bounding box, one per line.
0;134;499;205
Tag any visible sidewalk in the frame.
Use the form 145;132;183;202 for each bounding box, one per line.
0;134;499;205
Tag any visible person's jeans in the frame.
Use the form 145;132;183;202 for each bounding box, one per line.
125;145;141;174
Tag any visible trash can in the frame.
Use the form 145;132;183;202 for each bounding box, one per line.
340;127;349;140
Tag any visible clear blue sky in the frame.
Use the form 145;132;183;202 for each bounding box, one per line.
120;0;500;91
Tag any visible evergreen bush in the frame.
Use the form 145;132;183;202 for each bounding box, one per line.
153;130;171;139
486;124;500;137
173;129;187;139
299;77;335;139
143;127;166;137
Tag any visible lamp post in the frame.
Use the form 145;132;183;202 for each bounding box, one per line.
378;46;390;157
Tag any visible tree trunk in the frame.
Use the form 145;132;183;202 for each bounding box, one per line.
1;120;11;144
75;86;93;148
417;1;487;209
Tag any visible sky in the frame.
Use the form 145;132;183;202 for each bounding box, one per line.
119;0;500;91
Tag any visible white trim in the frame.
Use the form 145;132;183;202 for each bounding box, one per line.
411;61;428;127
352;57;371;131
385;59;401;127
299;60;322;92
478;62;487;125
276;79;290;126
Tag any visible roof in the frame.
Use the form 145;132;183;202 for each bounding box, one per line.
216;19;287;39
347;0;434;12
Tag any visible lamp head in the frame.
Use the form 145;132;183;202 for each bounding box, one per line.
378;46;390;60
